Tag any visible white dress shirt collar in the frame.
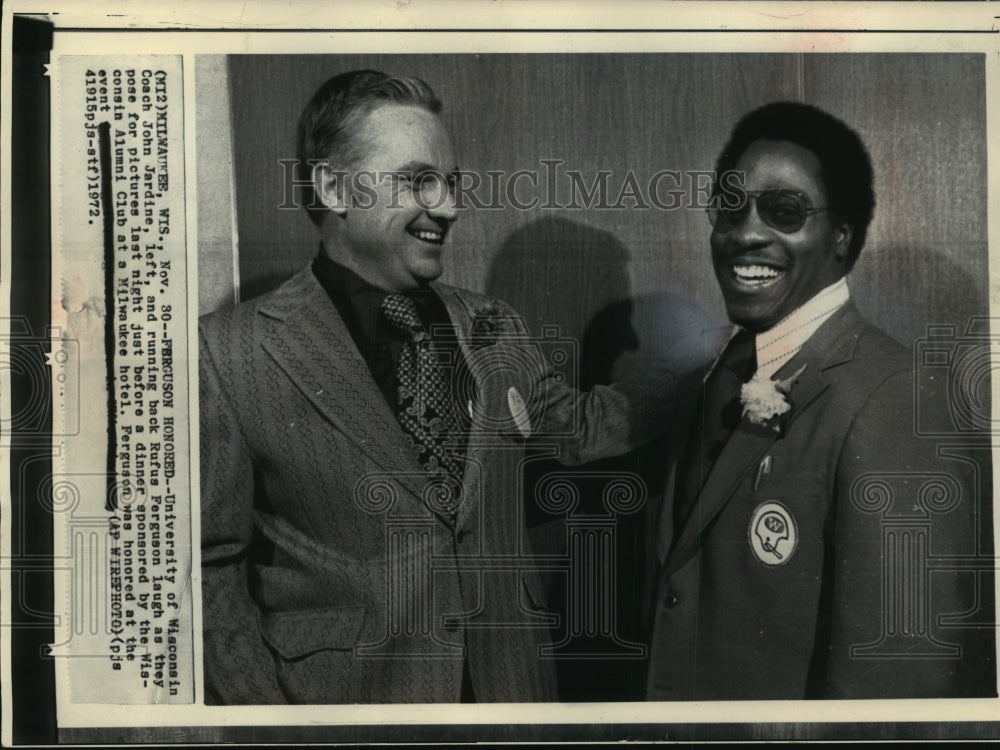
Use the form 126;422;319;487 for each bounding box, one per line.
737;277;851;380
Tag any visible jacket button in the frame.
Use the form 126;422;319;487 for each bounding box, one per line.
664;592;679;608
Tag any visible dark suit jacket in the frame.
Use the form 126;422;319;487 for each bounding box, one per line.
646;303;995;700
200;266;675;704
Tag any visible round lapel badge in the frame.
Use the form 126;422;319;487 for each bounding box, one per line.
507;386;532;439
748;501;797;567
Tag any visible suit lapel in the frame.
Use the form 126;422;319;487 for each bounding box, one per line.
663;411;782;574
431;283;484;530
256;268;429;504
653;325;732;562
661;303;866;574
655;367;709;561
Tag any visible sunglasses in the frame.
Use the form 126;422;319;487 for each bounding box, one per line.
707;189;829;234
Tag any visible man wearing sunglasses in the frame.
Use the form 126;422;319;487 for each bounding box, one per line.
645;102;994;700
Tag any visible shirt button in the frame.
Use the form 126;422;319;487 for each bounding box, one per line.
664;592;679;608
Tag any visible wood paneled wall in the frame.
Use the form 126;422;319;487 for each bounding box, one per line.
215;52;989;703
222;52;987;365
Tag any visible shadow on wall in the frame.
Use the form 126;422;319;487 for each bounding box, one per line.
486;216;717;701
486;215;720;383
485;215;634;370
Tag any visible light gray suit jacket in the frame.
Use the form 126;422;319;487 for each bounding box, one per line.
200;266;675;704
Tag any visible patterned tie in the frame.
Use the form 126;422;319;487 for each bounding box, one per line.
381;293;464;512
672;328;757;533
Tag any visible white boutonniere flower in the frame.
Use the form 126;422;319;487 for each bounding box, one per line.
740;364;808;430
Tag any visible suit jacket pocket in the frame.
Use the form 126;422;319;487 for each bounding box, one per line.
257;605;366;660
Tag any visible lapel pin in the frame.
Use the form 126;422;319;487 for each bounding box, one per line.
752;454;772;492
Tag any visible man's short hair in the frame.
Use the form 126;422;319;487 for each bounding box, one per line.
296;69;443;226
711;102;875;270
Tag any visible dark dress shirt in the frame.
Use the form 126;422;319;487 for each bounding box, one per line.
311;250;476;701
311;250;471;445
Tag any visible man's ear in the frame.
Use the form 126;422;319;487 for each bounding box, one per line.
834;223;853;262
313;162;347;216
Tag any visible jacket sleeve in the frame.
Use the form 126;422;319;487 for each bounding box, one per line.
199;326;286;704
532;367;678;465
823;368;995;698
479;297;679;465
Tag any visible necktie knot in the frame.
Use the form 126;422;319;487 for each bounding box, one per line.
381;294;425;341
718;328;756;381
